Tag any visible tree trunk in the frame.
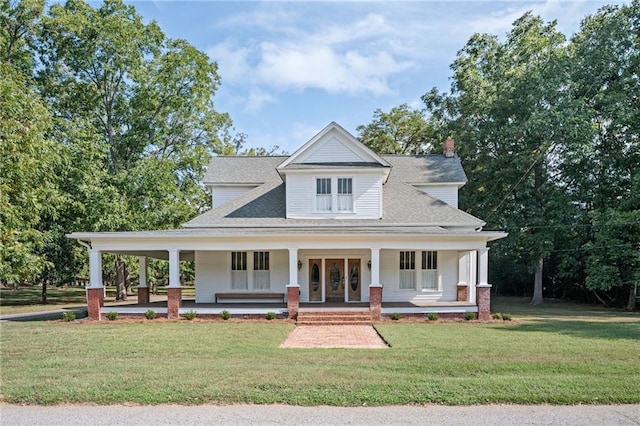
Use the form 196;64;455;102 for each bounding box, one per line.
531;255;544;305
627;283;637;311
115;258;127;301
41;280;48;305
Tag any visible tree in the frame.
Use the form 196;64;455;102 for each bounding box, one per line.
569;1;640;309
34;0;233;298
356;104;436;154
423;14;581;305
0;62;59;289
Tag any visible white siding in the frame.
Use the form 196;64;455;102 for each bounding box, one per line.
286;173;382;219
211;186;256;209
286;175;314;218
380;250;458;302
299;136;364;163
415;185;459;208
195;250;288;303
195;251;228;303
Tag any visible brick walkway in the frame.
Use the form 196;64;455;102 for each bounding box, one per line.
280;325;389;349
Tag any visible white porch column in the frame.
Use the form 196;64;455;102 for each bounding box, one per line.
457;251;469;286
89;249;103;288
370;248;381;287
168;249;181;287
138;256;148;287
287;248;299;287
469;250;478;304
478;247;489;286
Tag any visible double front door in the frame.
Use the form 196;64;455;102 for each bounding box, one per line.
308;258;361;303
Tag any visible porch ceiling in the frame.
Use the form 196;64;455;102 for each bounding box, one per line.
108;250;195;261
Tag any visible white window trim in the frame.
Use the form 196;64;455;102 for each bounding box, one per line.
230;251;271;291
397;250;441;292
314;176;354;214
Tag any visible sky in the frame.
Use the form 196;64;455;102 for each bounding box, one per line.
124;0;626;154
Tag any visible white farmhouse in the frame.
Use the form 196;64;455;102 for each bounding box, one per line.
69;122;506;321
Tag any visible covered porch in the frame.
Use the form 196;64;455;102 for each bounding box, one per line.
70;228;502;322
96;297;479;319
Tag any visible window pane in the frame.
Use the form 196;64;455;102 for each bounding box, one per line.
399;270;415;289
253;270;270;290
421;270;437;289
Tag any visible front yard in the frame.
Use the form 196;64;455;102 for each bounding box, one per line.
1;298;638;406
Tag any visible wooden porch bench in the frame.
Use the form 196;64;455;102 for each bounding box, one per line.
215;292;285;303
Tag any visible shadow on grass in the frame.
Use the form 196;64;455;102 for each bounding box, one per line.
0;287;86;306
494;319;640;341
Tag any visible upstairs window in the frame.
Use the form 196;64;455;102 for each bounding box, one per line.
316;178;332;211
421;251;438;290
337;178;353;211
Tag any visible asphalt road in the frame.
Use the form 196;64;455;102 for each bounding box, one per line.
1;404;639;426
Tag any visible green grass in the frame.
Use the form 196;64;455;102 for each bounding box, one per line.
0;285;196;315
1;302;638;406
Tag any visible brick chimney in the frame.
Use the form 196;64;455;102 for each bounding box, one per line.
443;138;455;158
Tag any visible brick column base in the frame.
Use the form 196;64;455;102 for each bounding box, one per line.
167;287;182;319
369;285;382;321
457;284;469;302
137;286;150;305
87;287;104;321
476;284;492;320
287;286;300;320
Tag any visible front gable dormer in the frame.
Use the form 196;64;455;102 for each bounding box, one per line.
277;122;390;219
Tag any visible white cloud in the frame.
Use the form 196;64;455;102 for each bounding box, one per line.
207;39;253;85
244;88;276;112
256;42;410;95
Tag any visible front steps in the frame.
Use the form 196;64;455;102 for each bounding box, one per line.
296;310;373;326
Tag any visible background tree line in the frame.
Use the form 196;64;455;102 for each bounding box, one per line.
1;0;241;301
358;2;639;309
2;0;637;309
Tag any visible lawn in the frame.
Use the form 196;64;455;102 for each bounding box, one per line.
1;298;638;406
0;285;195;315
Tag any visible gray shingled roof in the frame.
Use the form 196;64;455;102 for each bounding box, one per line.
185;153;483;229
203;156;286;184
383;155;468;184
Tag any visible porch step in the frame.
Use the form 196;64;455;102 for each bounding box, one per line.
296;311;373;326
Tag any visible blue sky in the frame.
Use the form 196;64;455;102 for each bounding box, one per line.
125;1;625;154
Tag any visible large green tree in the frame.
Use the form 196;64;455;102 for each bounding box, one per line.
569;1;640;310
423;13;581;305
34;0;233;298
356;104;436;154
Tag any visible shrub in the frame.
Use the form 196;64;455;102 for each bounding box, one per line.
220;310;231;320
265;312;276;320
491;312;503;320
464;312;476;321
502;313;513;321
389;312;401;321
144;309;157;320
62;311;76;321
183;310;197;321
427;312;438;321
105;312;118;321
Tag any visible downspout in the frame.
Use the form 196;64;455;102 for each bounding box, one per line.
77;239;92;250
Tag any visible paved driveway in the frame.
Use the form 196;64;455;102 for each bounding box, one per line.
2;404;639;425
